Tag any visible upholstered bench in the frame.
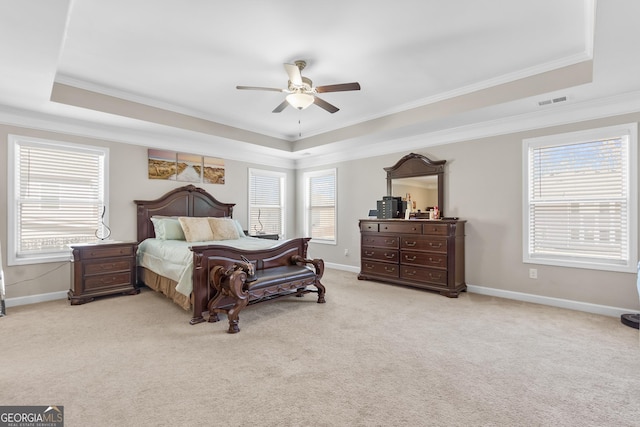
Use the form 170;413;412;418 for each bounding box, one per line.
208;255;326;333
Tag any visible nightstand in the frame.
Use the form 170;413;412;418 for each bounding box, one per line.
68;241;139;305
245;232;279;240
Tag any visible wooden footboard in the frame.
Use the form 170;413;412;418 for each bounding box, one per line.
188;237;312;324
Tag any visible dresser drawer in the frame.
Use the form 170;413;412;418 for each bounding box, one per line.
400;236;448;253
360;261;400;278
360;222;379;232
379;222;421;234
400;251;447;269
362;234;399;249
361;248;399;263
85;259;133;276
400;265;448;286
84;272;133;291
81;245;134;259
422;223;450;236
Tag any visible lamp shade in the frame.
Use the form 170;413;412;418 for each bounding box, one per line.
286;93;314;110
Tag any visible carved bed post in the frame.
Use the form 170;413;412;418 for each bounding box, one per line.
189;252;207;325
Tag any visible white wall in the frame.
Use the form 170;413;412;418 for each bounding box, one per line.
0;124;296;300
301;113;640;312
2;111;639;313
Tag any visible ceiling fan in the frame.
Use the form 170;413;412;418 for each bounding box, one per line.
236;60;361;114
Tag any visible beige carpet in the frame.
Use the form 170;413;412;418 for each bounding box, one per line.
1;269;639;426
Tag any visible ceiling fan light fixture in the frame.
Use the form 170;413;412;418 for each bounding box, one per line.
286;93;314;110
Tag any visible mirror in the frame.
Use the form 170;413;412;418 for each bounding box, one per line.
392;176;438;212
385;153;445;216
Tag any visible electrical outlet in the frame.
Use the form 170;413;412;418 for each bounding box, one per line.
529;268;538;279
344;248;349;256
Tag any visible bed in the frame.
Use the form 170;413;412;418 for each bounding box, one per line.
134;184;313;325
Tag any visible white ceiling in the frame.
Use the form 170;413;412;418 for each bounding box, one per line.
1;0;640;168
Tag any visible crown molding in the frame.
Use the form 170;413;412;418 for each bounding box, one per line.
2;85;638;172
295;88;640;169
0;104;297;169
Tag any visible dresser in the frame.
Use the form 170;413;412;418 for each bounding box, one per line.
358;219;466;297
68;241;139;305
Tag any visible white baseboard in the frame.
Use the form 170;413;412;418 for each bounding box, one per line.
5;291;68;308
324;265;636;318
325;262;360;274
467;284;636;318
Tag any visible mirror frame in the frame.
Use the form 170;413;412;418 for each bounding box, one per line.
385;152;446;214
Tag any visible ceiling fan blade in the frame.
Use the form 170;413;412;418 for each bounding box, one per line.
284;63;303;86
272;100;289;113
315;82;361;93
236;85;284;92
313;96;339;113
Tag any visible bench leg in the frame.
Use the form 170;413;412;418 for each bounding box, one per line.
226;297;248;333
316;280;326;304
207;291;226;323
224;270;250;333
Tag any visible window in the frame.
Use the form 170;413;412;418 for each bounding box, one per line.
304;169;337;244
248;169;285;237
523;123;637;272
8;136;109;265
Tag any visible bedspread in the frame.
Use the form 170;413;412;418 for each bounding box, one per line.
137;237;279;296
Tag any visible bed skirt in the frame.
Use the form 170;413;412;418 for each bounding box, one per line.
139;267;192;311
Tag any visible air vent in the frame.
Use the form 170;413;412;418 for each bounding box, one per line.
538;96;568;107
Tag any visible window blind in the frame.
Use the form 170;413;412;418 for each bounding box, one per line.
15;141;106;259
248;170;284;236
527;137;629;266
308;171;336;242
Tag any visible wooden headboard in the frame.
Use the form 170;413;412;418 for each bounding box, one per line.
134;185;235;243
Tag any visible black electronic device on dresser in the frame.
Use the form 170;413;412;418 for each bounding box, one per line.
376;196;406;219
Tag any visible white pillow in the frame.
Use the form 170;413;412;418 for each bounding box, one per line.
150;217;166;239
208;217;240;240
151;217;186;240
233;219;246;237
178;217;215;242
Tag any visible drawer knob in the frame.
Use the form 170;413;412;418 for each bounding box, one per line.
406;241;416;247
429;243;442;248
364;251;375;256
384;266;395;272
384;253;395;259
405;255;417;261
385;239;395;244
